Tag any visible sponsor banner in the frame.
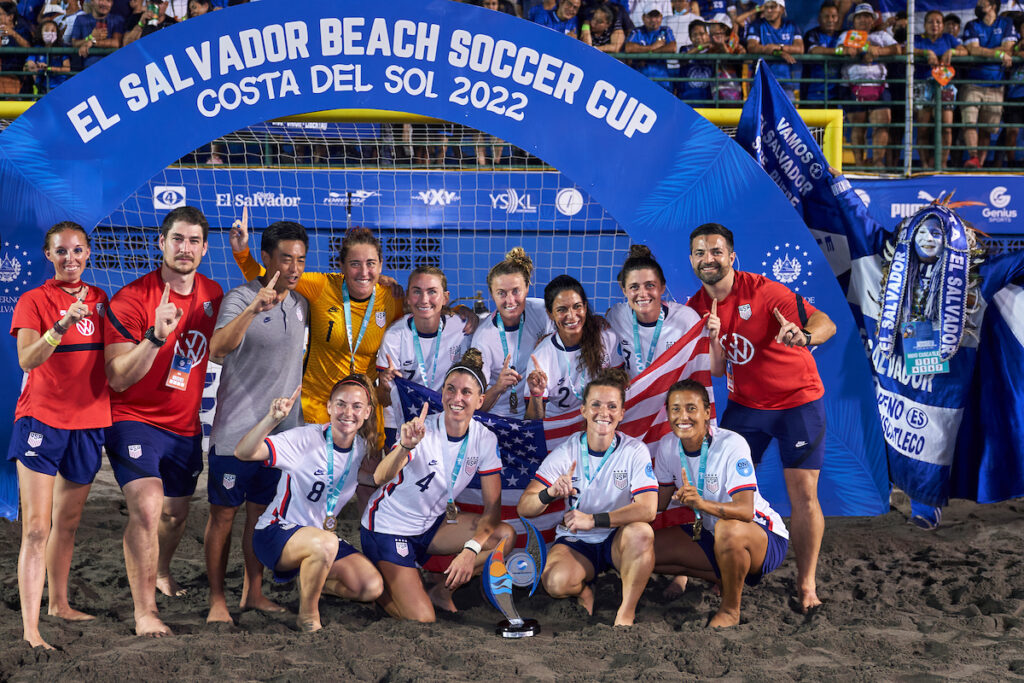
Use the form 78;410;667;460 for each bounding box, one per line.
849;177;1024;235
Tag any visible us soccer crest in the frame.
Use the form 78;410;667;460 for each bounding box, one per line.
466;455;479;469
96;302;105;317
705;473;720;494
203;301;213;317
613;470;628;490
738;304;752;320
27;432;43;448
222;473;237;490
375;311;387;328
395;538;409;557
128;444;143;459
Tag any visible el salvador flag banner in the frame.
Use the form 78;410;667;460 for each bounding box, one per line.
736;62;1024;506
395;318;711;544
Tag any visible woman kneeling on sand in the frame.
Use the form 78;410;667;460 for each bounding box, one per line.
652;380;789;628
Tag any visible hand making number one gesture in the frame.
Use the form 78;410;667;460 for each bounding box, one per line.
673;467;702;510
702;298;720;344
229;206;249;254
154;283;184;341
61;288;92;328
269;385;302;422
526;354;547;399
398;401;431;452
251;271;281;314
773;307;807;348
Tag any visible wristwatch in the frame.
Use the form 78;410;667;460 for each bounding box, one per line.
801;329;813;346
144;326;166;347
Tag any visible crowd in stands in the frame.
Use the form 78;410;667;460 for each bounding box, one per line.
2;0;1024;169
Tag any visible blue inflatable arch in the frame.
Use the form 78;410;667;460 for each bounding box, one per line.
0;0;887;516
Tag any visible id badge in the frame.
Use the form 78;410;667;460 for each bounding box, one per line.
902;321;949;375
165;353;193;391
726;360;735;392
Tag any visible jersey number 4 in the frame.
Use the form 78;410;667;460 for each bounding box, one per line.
414;472;435;492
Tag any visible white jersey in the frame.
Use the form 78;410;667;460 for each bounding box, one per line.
534;431;658;543
376;314;470;429
472;298;554;418
605;301;705;379
525;327;623;417
361;414;502;535
652;427;788;539
256;424;369;532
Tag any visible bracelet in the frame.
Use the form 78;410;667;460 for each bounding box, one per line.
463;539;482;555
538;488;556;505
42;330;60;347
593;512;611;528
52;320;67;335
398;441;414;451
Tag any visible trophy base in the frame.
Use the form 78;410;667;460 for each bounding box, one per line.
497;619;540;638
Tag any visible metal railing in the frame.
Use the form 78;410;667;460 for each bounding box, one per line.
3;47;1022;175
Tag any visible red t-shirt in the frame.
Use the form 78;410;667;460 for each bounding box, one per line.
105;270;223;436
11;279;111;429
687;271;824;410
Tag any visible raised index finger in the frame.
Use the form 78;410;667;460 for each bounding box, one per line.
531;354;543;373
568;461;576;477
772;307;787;326
160;282;171;305
289;384;302;402
418;401;430;421
267;270;281;288
502;354;511;371
711;298;718;316
680;467;690;487
241;205;248;230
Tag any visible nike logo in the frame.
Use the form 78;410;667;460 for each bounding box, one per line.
795;441;808;449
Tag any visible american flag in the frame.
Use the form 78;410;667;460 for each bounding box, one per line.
396;318;712;547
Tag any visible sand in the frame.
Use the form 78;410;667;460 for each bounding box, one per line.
1;464;1022;682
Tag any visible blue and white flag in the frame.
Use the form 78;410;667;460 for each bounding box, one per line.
737;62;1024;506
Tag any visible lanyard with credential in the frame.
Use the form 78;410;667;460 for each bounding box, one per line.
496;312;525;410
342;280;376;374
411;317;444;386
573;433;616;510
322;425;355;531
678;436;709;540
631;307;665;374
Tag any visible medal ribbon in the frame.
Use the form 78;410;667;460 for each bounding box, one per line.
631;307;665;374
342;281;377;374
440;414;470;512
573;433;616;510
324;425;355;521
411;317;444;387
497;312;526;404
678;436;709;525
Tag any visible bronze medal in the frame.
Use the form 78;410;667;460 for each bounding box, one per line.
692;517;702;541
324;516;337;532
509;391;519;413
446;500;459;523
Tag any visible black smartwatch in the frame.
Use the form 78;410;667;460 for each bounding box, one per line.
144;326;166;347
801;329;813;347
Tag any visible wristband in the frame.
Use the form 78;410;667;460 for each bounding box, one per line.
143;326;166;347
772;49;782;57
593;512;611;528
398;441;414;451
463;539;482;555
87;33;95;43
42;330;60;347
52;320;68;335
834;47;842;55
538;488;556;505
997;50;1005;59
581;23;590;32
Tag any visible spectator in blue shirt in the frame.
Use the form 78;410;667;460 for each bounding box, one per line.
676;20;712;101
744;0;803;99
803;1;844;104
913;9;966;170
626;8;676;91
533;0;581;37
944;13;962;40
998;13;1024;167
24;17;70;92
960;0;1019;168
69;0;124;69
527;0;556;22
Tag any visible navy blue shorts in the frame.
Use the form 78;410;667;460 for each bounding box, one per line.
359;515;445;569
721;398;826;470
552;533;618;576
253;522;358;584
7;416;103;485
105;421;203;498
207;445;281;507
687;522;789;587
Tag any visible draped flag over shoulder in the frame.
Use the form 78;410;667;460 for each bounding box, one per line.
396;317;710;545
736;61;1024;506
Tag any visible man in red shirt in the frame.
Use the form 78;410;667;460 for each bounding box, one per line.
686;222;835;614
104;206;223;637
